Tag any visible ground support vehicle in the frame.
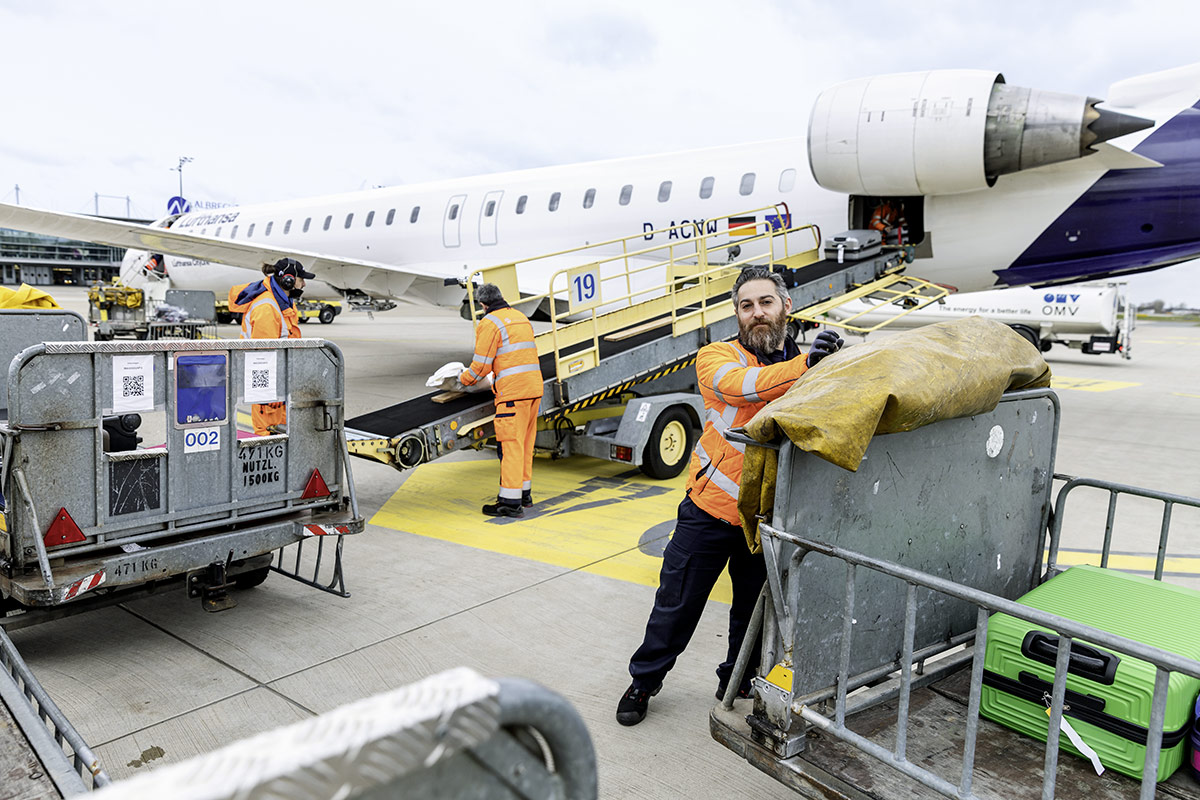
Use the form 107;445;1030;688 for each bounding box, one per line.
345;206;942;479
89;284;217;341
80;667;595;799
1;625;110;798
214;298;342;326
0;337;364;625
813;282;1134;358
711;389;1200;799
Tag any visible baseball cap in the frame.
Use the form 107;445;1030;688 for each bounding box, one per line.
272;257;316;279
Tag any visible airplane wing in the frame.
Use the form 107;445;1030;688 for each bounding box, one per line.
0;202;463;303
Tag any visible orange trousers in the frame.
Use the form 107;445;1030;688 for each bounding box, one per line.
252;402;286;436
494;397;539;502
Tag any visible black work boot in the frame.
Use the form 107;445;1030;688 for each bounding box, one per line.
482;500;523;518
521;490;533;508
715;681;755;701
616;682;661;726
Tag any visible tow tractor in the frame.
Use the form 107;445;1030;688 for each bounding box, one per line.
344;205;945;478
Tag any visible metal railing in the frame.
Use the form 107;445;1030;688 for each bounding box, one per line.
1;625;110;792
740;472;1200;800
470;204;822;382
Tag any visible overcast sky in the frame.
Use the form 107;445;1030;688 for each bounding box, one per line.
2;0;1199;305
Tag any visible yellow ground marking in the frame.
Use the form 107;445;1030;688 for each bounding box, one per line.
1050;549;1200;576
1173;393;1200;400
371;457;735;604
1050;376;1141;392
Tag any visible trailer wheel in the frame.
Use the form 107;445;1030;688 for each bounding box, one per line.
1009;324;1039;350
298;315;309;324
319;305;336;324
234;566;271;589
641;407;695;479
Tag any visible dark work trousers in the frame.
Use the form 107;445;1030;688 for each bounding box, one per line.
628;495;767;692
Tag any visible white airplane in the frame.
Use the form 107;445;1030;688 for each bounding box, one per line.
2;64;1199;312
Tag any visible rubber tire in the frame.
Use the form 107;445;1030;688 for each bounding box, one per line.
319;306;335;324
298;315;309;324
233;566;270;590
1010;324;1039;350
640;407;696;480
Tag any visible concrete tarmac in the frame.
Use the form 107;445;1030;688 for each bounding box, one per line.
8;287;1200;796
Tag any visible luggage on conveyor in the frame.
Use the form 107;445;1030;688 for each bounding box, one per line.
823;229;882;261
981;565;1200;781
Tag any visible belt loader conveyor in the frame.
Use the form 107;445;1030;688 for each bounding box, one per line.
346;206;928;478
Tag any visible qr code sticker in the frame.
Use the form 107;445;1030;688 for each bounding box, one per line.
251;369;270;389
122;374;145;398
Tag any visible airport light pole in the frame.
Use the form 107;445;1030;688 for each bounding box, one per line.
172;156;194;198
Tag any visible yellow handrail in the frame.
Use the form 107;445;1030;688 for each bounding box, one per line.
469;204;822;382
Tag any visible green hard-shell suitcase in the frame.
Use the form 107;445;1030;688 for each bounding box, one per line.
981;565;1200;781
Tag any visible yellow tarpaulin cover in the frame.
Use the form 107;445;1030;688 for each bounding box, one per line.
737;316;1052;550
0;284;60;309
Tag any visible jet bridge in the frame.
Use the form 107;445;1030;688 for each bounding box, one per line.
345;205;935;478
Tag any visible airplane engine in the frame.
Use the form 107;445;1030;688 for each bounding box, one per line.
808;69;1153;196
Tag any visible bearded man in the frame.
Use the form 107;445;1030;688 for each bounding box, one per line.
616;266;843;726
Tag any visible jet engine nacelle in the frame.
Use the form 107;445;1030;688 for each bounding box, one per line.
807;69;1153;196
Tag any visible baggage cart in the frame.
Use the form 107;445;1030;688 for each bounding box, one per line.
712;389;1200;799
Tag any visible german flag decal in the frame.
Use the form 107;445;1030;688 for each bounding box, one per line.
729;216;757;237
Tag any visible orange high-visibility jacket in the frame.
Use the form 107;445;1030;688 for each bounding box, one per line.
229;282;301;340
460;306;543;401
686;339;809;525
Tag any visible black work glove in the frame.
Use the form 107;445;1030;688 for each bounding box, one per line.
806;329;844;368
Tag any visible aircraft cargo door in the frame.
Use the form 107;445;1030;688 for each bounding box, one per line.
479;190;503;246
443;194;466;248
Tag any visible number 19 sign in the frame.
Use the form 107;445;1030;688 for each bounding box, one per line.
567;263;602;313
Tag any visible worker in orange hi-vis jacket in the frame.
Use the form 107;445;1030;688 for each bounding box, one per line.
616;266;844;726
228;258;315;435
459;283;544;518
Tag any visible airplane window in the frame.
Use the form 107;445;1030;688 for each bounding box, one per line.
779;168;796;192
230;225;239;239
583;189;596;209
365;211;375;227
385;208;396;225
485;201;496;217
700;176;715;199
658;181;672;203
409;207;418;223
247;223;255;238
201;228;207;236
214;227;221;237
344;213;354;229
265;221;273;236
619;185;633;206
449;204;459;221
303;217;311;233
283;220;291;234
549;192;561;212
323;215;332;231
516;195;528;214
740;173;756;196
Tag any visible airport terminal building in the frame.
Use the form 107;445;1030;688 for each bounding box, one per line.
0;219;147;285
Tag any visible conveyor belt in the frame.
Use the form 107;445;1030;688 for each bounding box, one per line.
344;322;686;438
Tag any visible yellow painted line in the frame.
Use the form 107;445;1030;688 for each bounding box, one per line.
370;457;735;603
1172;393;1200;399
1051;549;1200;576
1050;376;1141;392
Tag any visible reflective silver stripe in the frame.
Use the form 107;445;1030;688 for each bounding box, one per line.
497;341;536;355
694;441;712;471
709;363;738;403
522;480;531;491
729;343;748;366
705;409;745;453
463;367;480;382
498;487;523;499
496;364;540;380
484;312;510;345
707;465;740;500
241;295;287;339
741;367;763;404
473;353;494;365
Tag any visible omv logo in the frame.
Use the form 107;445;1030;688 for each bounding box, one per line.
1043;293;1081;303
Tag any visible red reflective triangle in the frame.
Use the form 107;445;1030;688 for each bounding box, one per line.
301;468;331;499
45;507;86;547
